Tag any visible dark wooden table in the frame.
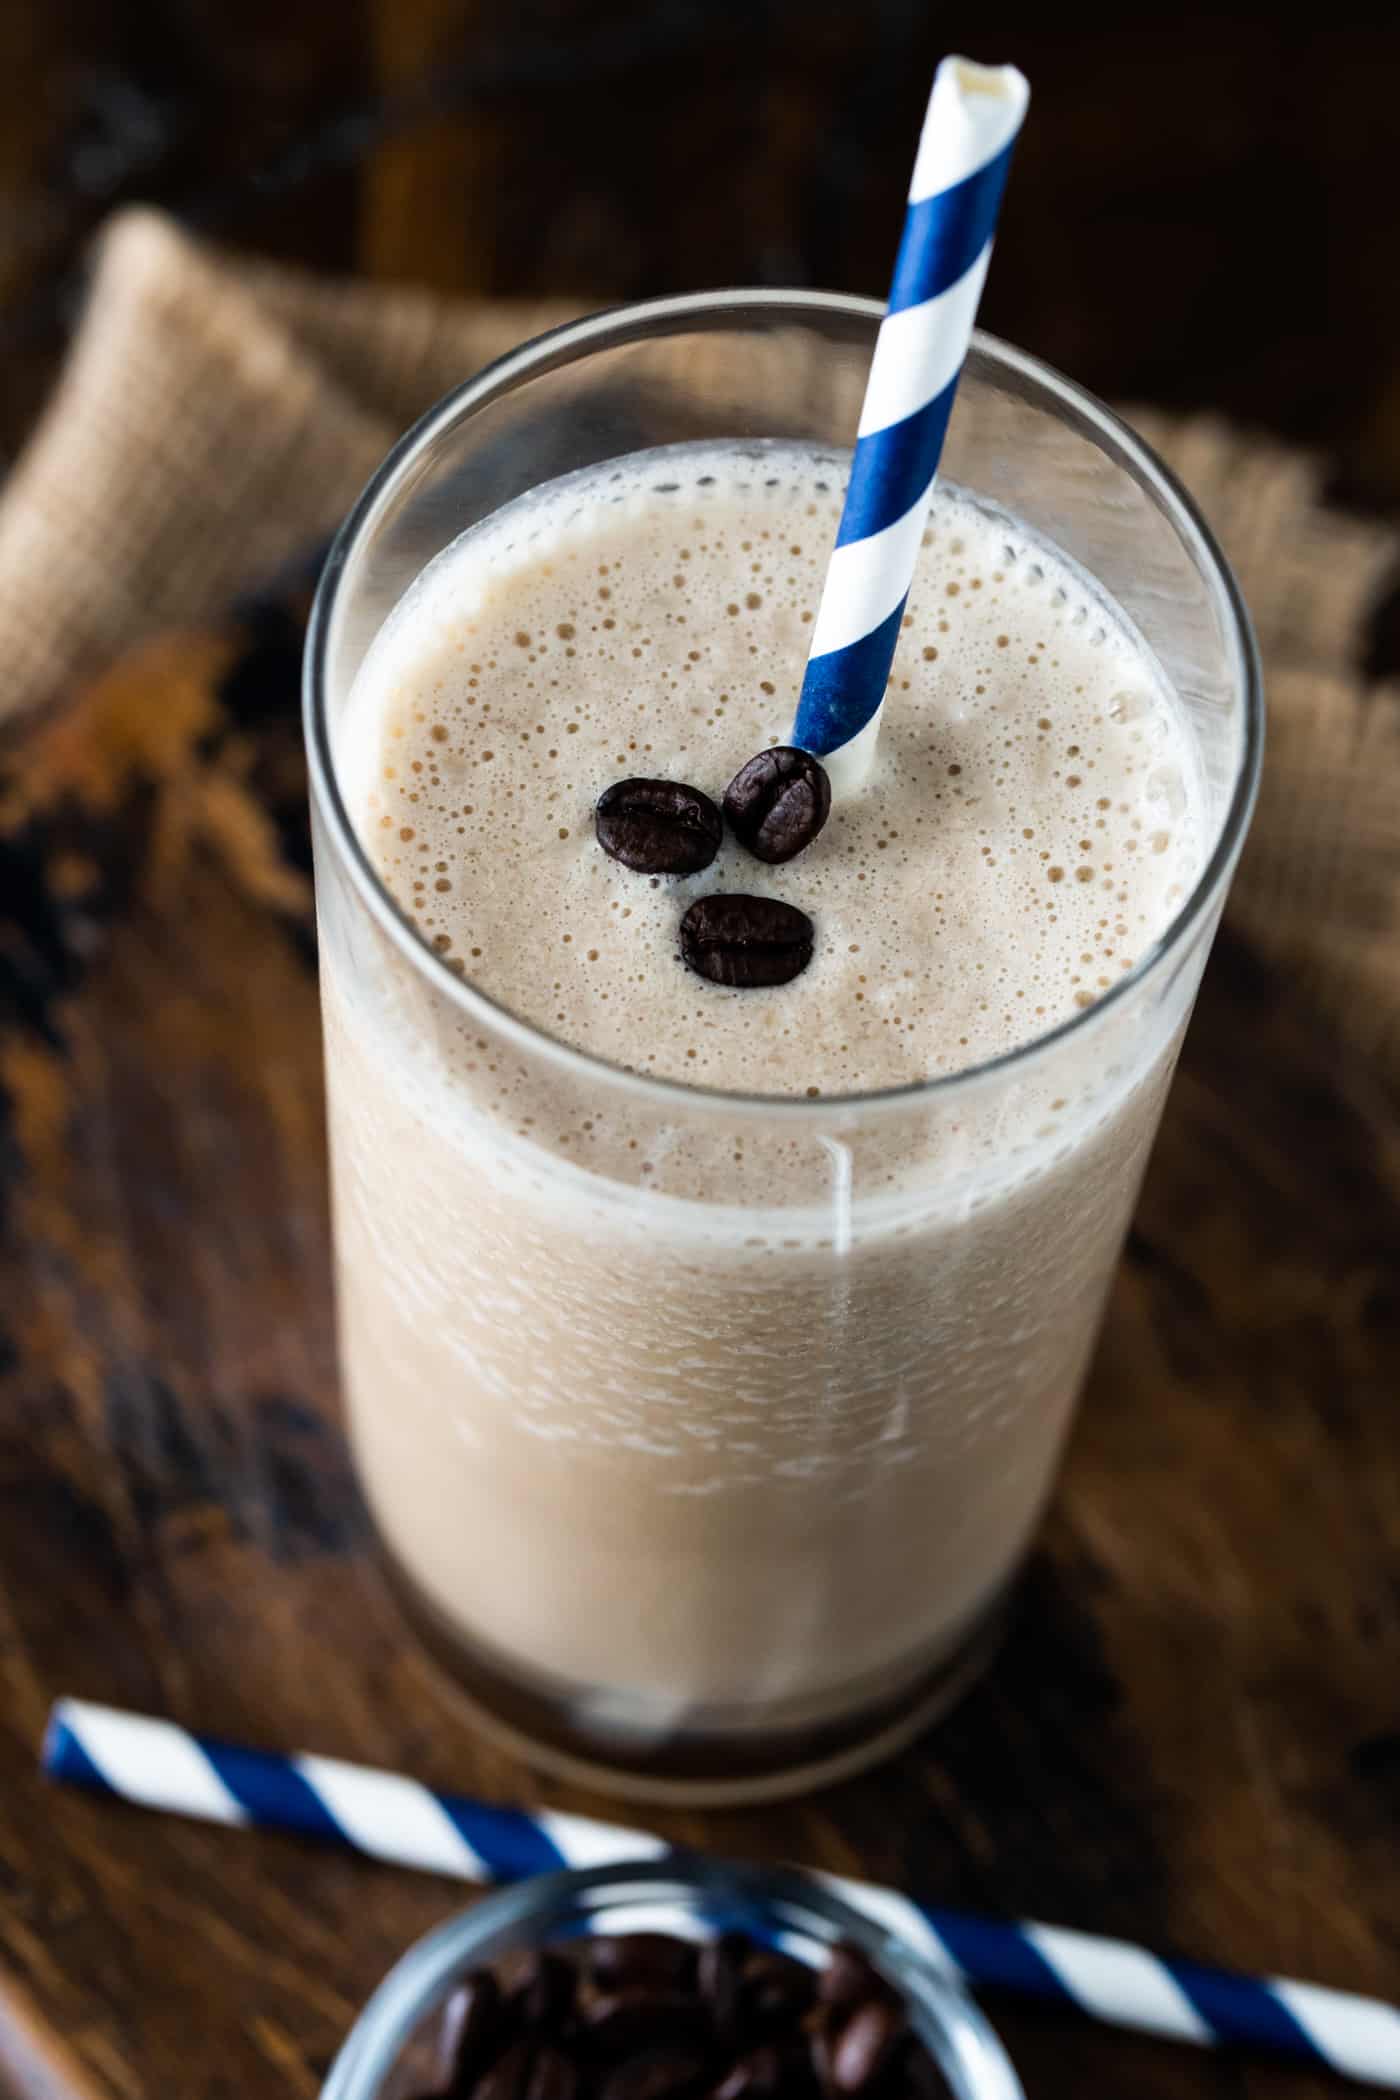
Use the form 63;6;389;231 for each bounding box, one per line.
1;6;1399;2098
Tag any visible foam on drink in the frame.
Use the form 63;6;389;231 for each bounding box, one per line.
345;440;1202;1106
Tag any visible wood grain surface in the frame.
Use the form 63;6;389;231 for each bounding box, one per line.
0;562;1397;2100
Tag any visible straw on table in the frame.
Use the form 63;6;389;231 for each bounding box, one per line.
790;56;1029;798
43;1699;1400;2089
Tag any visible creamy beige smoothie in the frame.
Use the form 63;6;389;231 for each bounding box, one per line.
322;438;1207;1784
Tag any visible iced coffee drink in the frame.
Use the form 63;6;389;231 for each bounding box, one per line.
307;301;1259;1799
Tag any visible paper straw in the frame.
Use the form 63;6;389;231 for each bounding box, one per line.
43;1699;1400;2087
791;57;1029;798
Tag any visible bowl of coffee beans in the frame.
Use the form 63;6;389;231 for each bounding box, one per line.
320;1860;1023;2100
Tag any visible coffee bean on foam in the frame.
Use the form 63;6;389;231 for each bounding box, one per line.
351;441;1204;1099
723;747;831;865
596;778;723;876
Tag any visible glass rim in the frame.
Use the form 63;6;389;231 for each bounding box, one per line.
304;287;1264;1122
319;1857;1024;2100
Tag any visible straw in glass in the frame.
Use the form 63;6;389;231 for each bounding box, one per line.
791;57;1029;798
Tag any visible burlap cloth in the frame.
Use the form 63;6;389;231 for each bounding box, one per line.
3;207;1399;1082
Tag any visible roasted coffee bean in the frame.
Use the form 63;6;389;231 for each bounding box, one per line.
583;1990;711;2059
711;2045;783;2100
599;2049;711;2100
679;894;814;988
830;1999;906;2094
697;1931;748;2043
441;1972;503;2088
526;2046;579;2100
513;1952;576;2032
475;2039;536;2100
807;2009;839;2099
596;778;723;875
590;1932;699;1994
817;1948;887;2015
743;1950;817;2031
724;747;832;863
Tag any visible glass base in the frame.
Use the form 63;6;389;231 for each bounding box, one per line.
382;1551;1010;1806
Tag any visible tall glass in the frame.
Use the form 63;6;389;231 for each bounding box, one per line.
305;293;1261;1804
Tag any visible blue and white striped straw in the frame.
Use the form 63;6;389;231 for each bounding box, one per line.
44;1700;1400;2088
792;57;1029;798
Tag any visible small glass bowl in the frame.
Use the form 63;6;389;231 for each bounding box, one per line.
321;1859;1023;2100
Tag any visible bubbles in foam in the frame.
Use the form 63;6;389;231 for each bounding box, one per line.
1147;765;1188;819
344;439;1207;1104
1108;688;1151;723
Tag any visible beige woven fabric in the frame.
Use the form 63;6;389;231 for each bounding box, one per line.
3;207;1398;1079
